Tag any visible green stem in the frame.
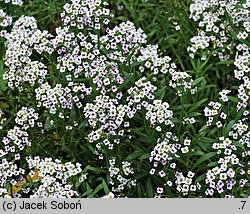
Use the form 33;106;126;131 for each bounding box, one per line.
178;90;184;135
171;45;186;72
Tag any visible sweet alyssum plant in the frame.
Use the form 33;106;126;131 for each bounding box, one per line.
0;0;249;198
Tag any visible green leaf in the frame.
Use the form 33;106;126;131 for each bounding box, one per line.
126;151;145;161
137;184;142;198
91;183;103;196
134;171;148;180
165;33;179;40
0;61;7;92
69;105;77;124
191;152;217;170
195;173;206;183
235;108;245;121
146;177;153;197
0;60;4;75
147;28;158;39
120;0;136;19
102;179;110;195
188;98;208;113
240;193;250;198
202;137;216;143
196;58;201;72
223;120;235;136
228;96;239;103
189;151;205;156
0;81;7;92
192;77;204;86
190;59;197;70
198;125;208;133
131;128;149;138
200;55;212;70
139;153;150;160
155;86;166;100
82;189;93;197
0;102;9;109
209;127;218;136
44;119;53;131
232;141;244;149
83;165;103;174
188;112;201;117
207;162;218;167
216;60;234;65
75;181;81;189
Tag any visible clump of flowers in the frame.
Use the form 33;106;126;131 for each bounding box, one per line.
174;171;201;196
149;134;193;178
2;0;23;6
108;158;136;194
145;100;174;131
26;156;82;198
0;156;82;198
1;126;31;157
0;159;25;197
0;9;12;27
204;101;222;126
15;107;39;130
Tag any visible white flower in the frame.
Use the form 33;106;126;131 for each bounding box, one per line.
181;146;189;154
103;192;115;199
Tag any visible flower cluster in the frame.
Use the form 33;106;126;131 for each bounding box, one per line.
83;95;130;147
35;83;73;114
189;1;250;197
0;159;25;197
0;9;12;27
189;0;250;88
149;133;180;173
84;96;122;129
237;77;250;110
183;117;196;125
174;171;201;196
205;162;246;197
101;21;147;64
25;156;82;198
0;106;39;158
204;101;222;126
0;109;6;130
108;158;136;194
169;71;194;95
229;118;250;160
0;126;31;157
2;16;48;90
145;100;174;131
154;170;201;197
30;30;54;54
0;156;82;198
15;107;39;130
127;77;157;109
138;44;195;95
2;0;23;6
